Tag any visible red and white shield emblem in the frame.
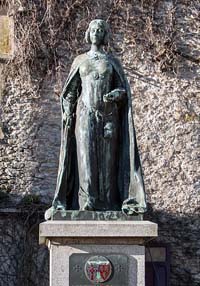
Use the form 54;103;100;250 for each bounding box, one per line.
85;256;112;283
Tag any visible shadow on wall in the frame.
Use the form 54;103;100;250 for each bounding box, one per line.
145;205;200;286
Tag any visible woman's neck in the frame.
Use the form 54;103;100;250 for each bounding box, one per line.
90;44;103;53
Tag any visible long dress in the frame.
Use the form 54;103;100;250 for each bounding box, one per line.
52;52;147;214
76;52;123;210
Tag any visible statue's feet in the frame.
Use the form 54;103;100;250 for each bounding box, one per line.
82;202;95;211
55;203;66;211
44;201;66;220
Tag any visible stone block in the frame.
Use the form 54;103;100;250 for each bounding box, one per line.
39;220;158;286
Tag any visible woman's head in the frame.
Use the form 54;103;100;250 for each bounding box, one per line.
85;19;109;46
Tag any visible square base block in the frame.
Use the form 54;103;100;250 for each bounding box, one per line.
50;243;144;286
39;221;158;286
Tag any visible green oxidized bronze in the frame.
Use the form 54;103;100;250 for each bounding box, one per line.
45;19;147;220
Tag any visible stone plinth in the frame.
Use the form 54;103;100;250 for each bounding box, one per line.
39;220;158;286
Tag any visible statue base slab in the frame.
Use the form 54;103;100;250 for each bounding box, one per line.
50;210;143;221
39;220;157;286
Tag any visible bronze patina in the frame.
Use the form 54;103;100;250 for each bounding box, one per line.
45;19;146;220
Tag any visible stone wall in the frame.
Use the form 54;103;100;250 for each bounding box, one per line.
0;212;48;286
0;1;199;285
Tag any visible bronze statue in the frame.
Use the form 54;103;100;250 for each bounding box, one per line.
45;19;146;220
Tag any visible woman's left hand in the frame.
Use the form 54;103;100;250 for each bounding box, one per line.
103;91;117;102
103;89;125;103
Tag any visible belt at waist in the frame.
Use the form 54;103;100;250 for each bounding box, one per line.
78;99;117;117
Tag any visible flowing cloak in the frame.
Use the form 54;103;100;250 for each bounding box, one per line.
53;53;147;214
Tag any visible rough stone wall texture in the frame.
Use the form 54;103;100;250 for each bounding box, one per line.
0;0;199;285
0;213;48;286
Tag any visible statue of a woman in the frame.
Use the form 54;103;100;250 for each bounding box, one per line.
46;19;146;219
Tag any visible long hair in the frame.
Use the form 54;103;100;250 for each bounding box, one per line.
85;19;109;45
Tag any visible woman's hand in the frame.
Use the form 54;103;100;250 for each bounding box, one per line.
103;88;125;103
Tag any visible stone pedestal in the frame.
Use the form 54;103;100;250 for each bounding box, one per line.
39;220;157;286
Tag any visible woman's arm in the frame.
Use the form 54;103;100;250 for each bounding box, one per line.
62;71;81;117
103;68;126;103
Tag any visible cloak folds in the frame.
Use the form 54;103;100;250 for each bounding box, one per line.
52;53;147;215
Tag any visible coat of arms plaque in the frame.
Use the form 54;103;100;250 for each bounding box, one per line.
69;253;128;286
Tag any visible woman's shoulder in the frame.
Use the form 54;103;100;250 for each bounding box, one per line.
71;53;88;69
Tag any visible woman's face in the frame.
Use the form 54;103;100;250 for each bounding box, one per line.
89;23;105;46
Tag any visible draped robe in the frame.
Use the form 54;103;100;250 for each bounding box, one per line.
52;53;147;214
